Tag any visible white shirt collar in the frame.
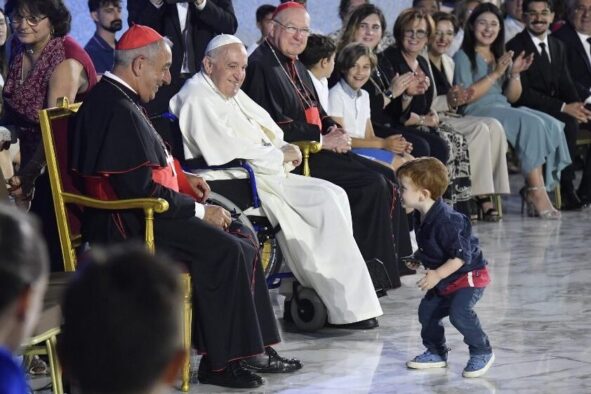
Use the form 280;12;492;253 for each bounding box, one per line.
339;79;362;99
528;30;549;48
103;71;137;94
576;30;591;43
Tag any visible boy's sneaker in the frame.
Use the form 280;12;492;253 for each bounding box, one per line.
462;353;495;378
406;350;448;369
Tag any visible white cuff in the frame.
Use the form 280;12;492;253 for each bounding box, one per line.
194;202;205;219
585;96;591;105
560;102;566;112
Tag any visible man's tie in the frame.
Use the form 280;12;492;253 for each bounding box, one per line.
539;42;550;64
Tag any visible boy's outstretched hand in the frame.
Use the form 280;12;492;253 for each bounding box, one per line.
417;269;442;291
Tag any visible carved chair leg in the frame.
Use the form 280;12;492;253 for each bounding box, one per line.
180;273;192;392
46;335;64;394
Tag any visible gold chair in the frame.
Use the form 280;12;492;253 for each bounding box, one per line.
38;97;192;391
292;140;322;176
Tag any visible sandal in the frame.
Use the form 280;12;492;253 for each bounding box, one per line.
28;355;48;376
474;196;500;222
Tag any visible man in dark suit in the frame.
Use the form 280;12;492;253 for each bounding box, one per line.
553;0;591;107
507;0;591;209
553;0;591;204
127;0;237;156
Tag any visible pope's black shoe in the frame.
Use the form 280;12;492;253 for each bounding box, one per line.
241;347;303;373
198;357;264;388
328;317;379;330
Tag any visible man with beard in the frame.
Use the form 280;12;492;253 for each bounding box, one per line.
85;0;123;75
507;0;591;209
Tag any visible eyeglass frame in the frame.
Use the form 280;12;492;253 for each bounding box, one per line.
10;14;48;27
273;20;311;37
403;29;428;39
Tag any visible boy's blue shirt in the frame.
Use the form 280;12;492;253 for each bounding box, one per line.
413;198;487;292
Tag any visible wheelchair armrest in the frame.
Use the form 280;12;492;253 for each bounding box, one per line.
292;140;322;177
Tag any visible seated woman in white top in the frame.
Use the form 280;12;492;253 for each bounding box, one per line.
329;42;412;170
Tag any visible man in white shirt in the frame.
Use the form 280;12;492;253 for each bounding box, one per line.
299;34;337;112
504;0;525;42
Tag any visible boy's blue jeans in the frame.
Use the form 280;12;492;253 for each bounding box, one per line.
418;287;492;357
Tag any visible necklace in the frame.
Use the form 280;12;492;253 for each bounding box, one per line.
265;40;316;110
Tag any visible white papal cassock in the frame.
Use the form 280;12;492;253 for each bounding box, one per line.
169;72;382;324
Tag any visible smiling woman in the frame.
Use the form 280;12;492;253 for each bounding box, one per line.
2;0;97;269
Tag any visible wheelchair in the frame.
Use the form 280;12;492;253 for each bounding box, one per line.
183;157;328;332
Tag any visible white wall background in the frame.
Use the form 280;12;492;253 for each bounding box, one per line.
14;0;412;48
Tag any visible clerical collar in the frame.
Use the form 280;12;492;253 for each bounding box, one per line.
264;39;296;64
103;71;137;95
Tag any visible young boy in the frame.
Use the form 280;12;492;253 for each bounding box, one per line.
299;34;337;112
397;157;494;378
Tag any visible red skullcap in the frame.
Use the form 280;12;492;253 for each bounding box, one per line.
272;1;305;19
116;24;163;50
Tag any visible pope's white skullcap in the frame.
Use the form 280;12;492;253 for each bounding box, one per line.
205;34;244;53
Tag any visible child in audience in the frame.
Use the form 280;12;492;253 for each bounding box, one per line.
397;157;493;378
299;33;337;112
0;204;49;392
59;245;185;394
329;42;412;170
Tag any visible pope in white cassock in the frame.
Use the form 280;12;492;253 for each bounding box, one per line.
169;34;382;328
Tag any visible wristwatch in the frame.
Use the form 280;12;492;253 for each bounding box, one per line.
384;89;393;99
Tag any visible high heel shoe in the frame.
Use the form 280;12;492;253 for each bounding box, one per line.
519;186;561;220
474;196;500;222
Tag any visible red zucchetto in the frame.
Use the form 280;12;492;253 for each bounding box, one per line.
272;1;305;19
116;24;163;50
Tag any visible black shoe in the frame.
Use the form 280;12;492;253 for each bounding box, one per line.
198;358;264;388
241;347;303;373
328;317;379;330
560;189;583;211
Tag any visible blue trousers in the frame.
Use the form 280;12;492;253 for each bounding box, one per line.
418;287;492;356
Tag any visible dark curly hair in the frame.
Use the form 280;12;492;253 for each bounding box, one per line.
5;0;71;37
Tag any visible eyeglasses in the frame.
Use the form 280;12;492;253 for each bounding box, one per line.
10;14;47;27
524;10;552;18
403;29;428;39
273;20;311;37
359;22;382;32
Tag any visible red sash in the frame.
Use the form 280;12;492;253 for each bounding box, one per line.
438;266;490;297
305;106;322;130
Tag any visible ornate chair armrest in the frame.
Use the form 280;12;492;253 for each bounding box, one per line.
62;192;169;253
61;193;169;213
292;140;322;177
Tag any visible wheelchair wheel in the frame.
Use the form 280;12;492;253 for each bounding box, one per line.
290;287;327;332
207;192;282;278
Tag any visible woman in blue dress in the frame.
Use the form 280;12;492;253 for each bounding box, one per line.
454;3;570;220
